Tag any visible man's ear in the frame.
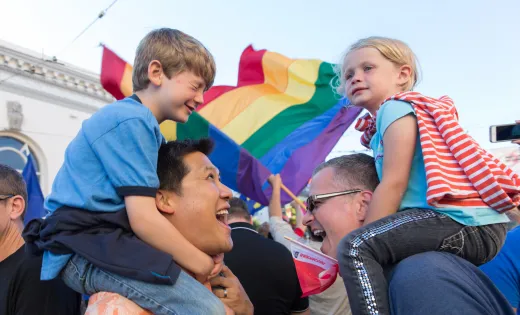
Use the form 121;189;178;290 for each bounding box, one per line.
355;191;373;222
9;195;25;221
156;190;175;215
148;60;164;87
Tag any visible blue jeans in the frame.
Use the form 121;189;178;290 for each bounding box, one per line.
61;254;226;315
338;209;508;315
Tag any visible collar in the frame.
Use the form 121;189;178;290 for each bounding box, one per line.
229;222;258;234
129;94;142;104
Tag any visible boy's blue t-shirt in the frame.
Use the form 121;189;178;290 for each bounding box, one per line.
41;95;165;280
481;226;520;313
370;100;509;226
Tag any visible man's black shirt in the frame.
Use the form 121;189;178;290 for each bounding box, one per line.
225;222;309;315
0;245;81;315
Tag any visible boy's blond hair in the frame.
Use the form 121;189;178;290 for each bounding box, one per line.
132;28;216;92
334;36;420;96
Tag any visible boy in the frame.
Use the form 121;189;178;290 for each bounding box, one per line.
25;28;226;314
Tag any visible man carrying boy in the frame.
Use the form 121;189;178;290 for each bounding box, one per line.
24;28;227;314
84;139;254;315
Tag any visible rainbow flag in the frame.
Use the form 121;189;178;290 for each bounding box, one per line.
100;46;133;100
100;45;361;209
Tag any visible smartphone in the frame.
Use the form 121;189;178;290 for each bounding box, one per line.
490;123;520;143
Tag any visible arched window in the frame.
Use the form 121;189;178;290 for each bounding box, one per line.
0;132;46;192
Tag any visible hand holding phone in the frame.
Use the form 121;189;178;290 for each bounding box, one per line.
490;122;520;143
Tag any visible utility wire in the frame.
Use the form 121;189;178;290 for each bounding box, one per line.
0;0;120;86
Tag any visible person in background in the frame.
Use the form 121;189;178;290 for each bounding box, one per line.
504;120;520;227
225;197;310;315
267;174;352;315
257;221;272;239
0;164;81;315
512;120;520;145
481;226;520;314
389;251;515;315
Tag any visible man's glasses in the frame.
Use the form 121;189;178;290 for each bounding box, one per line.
306;189;362;213
0;194;15;201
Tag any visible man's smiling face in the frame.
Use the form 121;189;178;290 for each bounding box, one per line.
168;151;233;256
303;167;366;258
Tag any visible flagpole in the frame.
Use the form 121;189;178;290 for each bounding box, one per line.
280;183;307;211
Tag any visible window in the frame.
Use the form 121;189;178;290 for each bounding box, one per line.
0;135;41;181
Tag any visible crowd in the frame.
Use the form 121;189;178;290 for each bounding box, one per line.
1;27;519;315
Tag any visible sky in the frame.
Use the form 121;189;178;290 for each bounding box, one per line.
1;0;519;156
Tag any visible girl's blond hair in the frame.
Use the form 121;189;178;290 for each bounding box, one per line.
333;36;420;96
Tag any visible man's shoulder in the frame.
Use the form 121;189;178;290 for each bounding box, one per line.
254;233;296;261
263;236;294;253
1;248;69;291
0;247;26;276
506;225;520;240
232;228;289;253
10;250;46;281
496;226;520;262
10;251;81;311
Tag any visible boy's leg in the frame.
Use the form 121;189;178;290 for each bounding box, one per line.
61;254;226;315
337;209;506;315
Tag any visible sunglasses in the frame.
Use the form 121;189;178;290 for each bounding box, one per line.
306;189;362;213
0;194;15;201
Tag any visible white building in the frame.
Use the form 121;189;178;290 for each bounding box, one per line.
0;40;114;194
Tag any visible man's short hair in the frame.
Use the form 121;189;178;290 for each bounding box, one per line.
0;164;27;218
157;138;214;195
313;153;379;191
228;197;251;222
132;28;216;92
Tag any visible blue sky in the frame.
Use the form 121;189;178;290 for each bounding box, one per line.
1;0;519;154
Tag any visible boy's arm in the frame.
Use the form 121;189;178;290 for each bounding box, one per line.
125;196;213;281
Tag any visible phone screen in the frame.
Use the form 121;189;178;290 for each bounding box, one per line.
496;124;520;141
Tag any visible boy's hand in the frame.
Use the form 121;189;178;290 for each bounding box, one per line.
193;254;215;284
209;253;225;279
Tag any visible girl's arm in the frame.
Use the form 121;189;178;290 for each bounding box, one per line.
363;114;417;225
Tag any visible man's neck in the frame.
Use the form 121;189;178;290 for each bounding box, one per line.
0;222;25;262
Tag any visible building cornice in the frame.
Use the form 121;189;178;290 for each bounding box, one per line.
0;79;101;114
0;40;115;107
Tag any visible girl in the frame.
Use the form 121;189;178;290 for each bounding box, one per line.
335;36;520;315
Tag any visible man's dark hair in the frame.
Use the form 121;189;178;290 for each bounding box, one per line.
228;197;251;222
157;138;214;194
0;164;28;219
313;153;379;191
